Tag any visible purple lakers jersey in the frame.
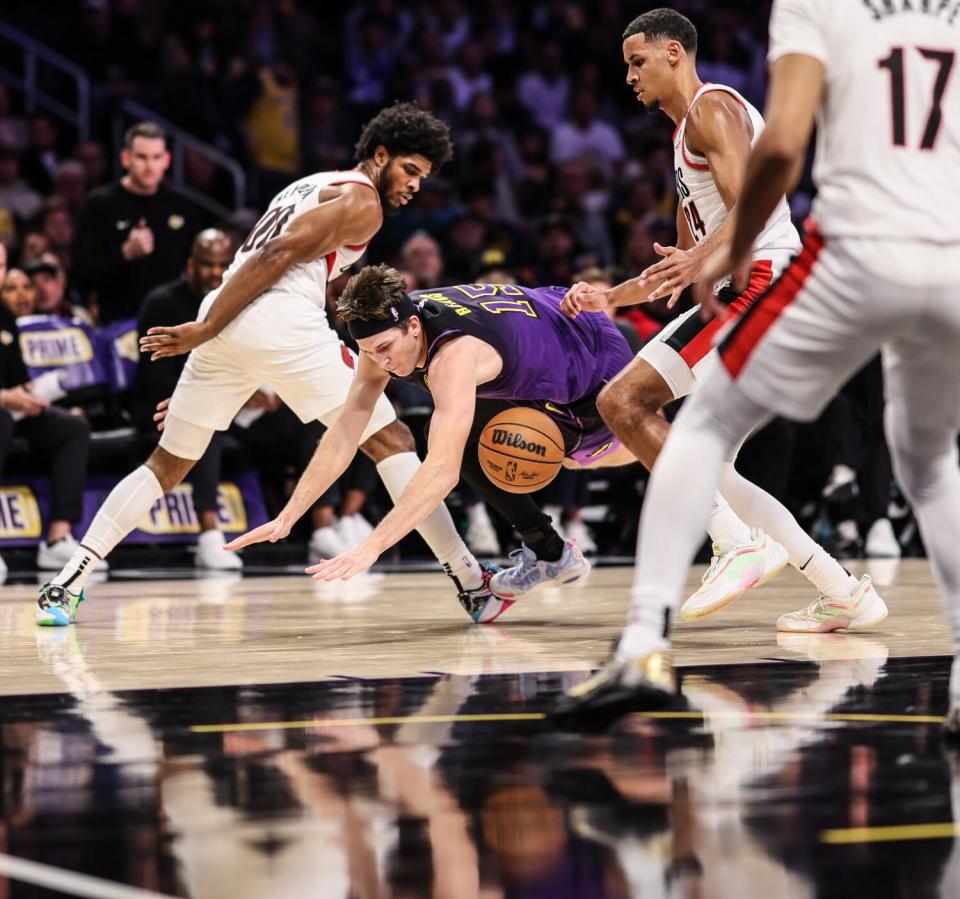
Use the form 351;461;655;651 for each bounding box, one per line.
403;284;631;404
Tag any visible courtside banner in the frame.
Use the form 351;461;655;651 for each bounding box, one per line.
0;472;268;546
94;318;139;392
17;315;107;390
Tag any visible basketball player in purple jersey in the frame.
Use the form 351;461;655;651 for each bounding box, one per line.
226;265;639;621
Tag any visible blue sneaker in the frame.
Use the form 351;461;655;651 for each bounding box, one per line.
490;540;591;599
34;582;85;627
452;562;512;624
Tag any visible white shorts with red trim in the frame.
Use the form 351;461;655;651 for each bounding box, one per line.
638;251;793;401
718;229;960;422
167;287;396;438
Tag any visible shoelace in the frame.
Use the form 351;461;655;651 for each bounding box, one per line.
505;547;538;581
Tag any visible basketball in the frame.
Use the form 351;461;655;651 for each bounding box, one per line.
478;408;565;494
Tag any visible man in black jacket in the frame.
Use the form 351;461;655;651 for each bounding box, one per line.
74;122;205;325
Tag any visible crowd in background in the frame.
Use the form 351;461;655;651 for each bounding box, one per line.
0;0;910;568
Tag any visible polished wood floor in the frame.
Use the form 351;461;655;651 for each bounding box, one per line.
0;558;949;696
1;557;957;899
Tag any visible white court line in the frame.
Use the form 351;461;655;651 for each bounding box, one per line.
0;852;180;899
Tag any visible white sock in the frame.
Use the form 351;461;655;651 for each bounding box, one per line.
621;369;770;657
376;452;482;591
706;492;752;553
52;466;164;592
717;462;856;596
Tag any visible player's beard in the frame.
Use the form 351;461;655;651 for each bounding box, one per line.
642;98;662;114
379;177;403;217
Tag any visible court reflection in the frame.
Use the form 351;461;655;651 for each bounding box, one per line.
1;628;957;898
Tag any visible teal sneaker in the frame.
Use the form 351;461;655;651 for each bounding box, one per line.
34;582;85;627
453;562;510;624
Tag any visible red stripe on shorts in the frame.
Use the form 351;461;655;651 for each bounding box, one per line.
720;228;825;379
678;259;775;368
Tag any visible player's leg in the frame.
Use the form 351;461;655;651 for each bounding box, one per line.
881;319;960;740
598;342;785;620
553;231;888;725
35;343;257;626
34;421;212;626
270;340;494;619
426;398;587;611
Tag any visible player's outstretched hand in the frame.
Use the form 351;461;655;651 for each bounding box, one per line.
140;321;215;360
305;541;380;581
224;516;293;551
561;282;609;317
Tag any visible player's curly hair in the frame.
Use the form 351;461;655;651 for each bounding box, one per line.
623;8;697;54
353;102;454;171
338;264;409;323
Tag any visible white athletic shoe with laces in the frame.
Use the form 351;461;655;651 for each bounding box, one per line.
776;574;888;633
679;527;788;622
490;540;591;599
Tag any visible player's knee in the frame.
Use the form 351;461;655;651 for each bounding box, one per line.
360;419;416;462
598;373;664;430
145;446;196;493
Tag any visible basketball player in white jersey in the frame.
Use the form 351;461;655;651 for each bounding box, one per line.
562;8;882;630
35;103;498;627
556;0;960;736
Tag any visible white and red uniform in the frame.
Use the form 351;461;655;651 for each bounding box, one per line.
165;169;396;453
640;83;802;400
717;0;960;422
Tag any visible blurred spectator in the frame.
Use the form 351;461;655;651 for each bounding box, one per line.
18;231;50;267
73;121;202;324
1;268;36;319
0;146;43;223
234;59;302;203
532;216;581;286
0;86;28;153
400;231;446;289
345;14;400;107
456;92;523;183
25;254;90;323
75;141;108;190
39;198;75;276
19;113;66;195
517;41;570;130
550;159;613;265
52;160;88;222
551;88;626;182
0;277;92;573
445;40;493;110
302;79;352;173
442;213;489;283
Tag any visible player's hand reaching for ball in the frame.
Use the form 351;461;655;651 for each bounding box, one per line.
561;282;610;317
305;541;381;581
140;321;215;360
224;516;294;551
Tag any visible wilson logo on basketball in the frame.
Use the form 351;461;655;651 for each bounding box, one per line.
491;429;547;457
